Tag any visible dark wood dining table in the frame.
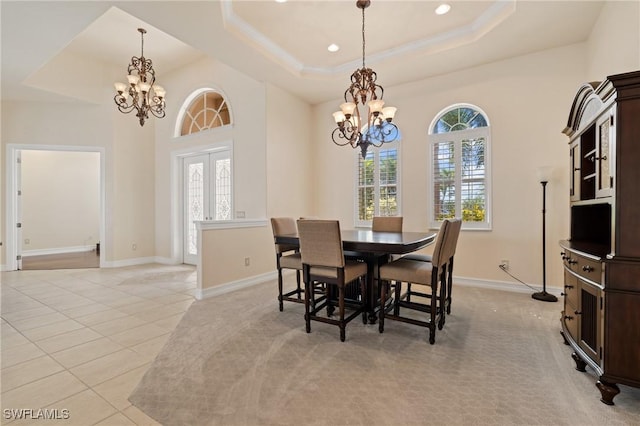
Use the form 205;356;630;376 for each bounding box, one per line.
274;229;437;322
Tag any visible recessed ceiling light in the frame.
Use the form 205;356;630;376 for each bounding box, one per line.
275;0;287;3
435;3;451;15
327;43;340;53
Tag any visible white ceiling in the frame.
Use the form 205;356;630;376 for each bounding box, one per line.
1;1;605;105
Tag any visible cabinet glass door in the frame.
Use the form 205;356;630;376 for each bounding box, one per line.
570;142;580;201
596;110;614;198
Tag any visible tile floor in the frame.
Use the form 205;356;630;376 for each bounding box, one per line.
1;264;196;425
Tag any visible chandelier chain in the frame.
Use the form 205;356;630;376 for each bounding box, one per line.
361;6;366;69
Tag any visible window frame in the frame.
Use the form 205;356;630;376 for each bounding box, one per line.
354;140;402;228
428;104;492;231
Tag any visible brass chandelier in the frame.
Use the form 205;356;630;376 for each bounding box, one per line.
114;28;166;126
332;0;399;158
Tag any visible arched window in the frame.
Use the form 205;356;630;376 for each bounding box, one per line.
429;104;491;230
355;135;401;227
179;90;231;136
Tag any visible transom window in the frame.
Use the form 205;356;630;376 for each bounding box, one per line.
356;141;400;227
180;90;231;136
429;104;491;230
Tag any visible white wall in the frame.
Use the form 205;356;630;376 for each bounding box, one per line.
586;0;640;81
21;150;100;253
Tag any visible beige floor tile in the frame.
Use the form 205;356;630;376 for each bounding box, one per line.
94;412;136;425
48;337;125;369
74;308;129;327
20;319;84;342
108;323;170;348
44;389;117;425
89;315;147;336
122;405;161;426
132;303;188;322
93;364;150;410
151;293;194;305
35;327;103;353
152;313;185;331
1;371;87;410
1;342;46;368
69;349;148;386
60;302;112;319
0;306;56;323
7;312;69;332
129;333;171;361
1;355;64;392
1;325;32;348
116;300;163;315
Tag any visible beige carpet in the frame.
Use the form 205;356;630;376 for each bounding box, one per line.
129;281;640;425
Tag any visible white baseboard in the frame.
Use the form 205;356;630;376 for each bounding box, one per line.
22;245;95;257
453;275;563;296
196;271;277;300
154;256;183;265
101;256;157;268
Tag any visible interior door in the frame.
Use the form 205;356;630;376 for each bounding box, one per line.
16;151;23;270
183;154;209;265
183;151;233;265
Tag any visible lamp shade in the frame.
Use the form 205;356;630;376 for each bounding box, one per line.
537;166;553;183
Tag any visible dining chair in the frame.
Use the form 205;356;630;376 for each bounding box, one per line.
403;219;462;315
297;219;368;342
270;217;303;311
372;216;403;232
378;219;459;344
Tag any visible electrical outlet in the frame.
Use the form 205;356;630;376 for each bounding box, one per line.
24;238;30;245
132;243;137;251
244;257;250;266
500;259;509;270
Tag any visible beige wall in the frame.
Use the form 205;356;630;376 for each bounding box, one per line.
313;44;587;290
1;96;156;267
21;150;100;253
153;56;268;262
586;0;640;81
265;83;315;218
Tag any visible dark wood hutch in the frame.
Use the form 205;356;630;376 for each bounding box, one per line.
560;70;640;405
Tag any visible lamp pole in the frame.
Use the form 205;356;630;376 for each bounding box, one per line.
532;179;558;302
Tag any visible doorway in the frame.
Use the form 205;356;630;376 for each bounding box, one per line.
182;151;232;265
5;145;105;271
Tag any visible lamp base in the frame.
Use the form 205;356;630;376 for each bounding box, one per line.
532;291;558;302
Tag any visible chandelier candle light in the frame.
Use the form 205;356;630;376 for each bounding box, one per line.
114;28;166;126
332;0;399;158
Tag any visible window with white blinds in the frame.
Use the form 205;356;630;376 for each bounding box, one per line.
429;105;491;230
356;142;400;227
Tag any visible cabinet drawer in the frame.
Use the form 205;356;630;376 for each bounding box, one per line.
563;249;602;284
563;304;579;342
575;255;602;284
563;270;578;308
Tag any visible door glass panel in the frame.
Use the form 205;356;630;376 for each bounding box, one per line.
215;158;231;220
187;162;204;256
598;119;610;191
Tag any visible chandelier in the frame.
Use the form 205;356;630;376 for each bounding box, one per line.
332;0;399;158
113;28;166;126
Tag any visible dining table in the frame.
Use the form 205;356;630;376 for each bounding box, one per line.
274;229;437;322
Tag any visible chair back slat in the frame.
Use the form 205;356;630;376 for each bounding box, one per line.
271;217;298;254
442;219;462;261
297;220;344;268
372;216;403;232
430;220;451;268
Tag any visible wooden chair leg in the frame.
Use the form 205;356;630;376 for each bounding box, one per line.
296;270;302;301
277;269;284;312
394;280;401;316
339;285;346;342
361;277;368;324
304;278;311;333
379;278;386;333
429;283;437;345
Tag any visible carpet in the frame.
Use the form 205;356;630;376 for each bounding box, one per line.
129;281;640;425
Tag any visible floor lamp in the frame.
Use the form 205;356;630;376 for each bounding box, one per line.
532;166;558;302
